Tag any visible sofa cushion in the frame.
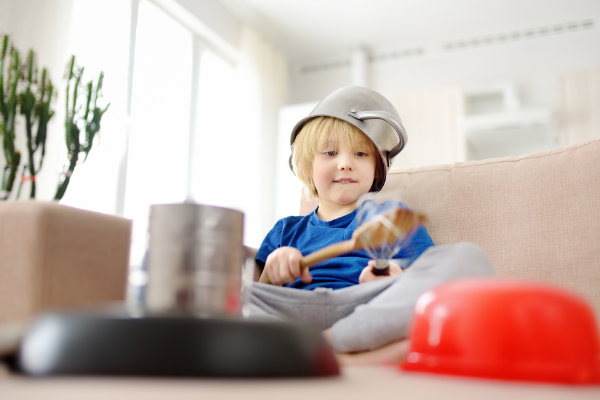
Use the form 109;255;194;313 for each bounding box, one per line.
377;139;600;317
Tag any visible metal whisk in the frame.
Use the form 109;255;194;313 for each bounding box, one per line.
356;197;425;276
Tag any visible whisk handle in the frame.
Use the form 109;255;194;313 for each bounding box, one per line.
258;240;356;285
299;239;356;269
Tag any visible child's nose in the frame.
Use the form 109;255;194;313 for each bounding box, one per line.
337;154;354;170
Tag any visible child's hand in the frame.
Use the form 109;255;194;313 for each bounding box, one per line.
359;260;402;284
261;246;312;286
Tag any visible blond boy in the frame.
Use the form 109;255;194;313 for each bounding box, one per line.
251;87;495;364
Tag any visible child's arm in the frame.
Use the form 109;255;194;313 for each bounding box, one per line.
358;261;402;284
259;246;313;285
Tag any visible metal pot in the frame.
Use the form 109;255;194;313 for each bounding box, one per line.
142;203;246;317
290;86;408;191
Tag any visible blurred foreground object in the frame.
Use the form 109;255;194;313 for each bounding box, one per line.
17;203;339;378
18;310;339;377
401;278;600;384
139;203;246;317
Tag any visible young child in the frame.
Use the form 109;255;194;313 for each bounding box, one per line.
250;87;495;364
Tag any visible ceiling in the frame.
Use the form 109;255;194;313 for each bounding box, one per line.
221;0;600;62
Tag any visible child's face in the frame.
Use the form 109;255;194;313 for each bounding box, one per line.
312;139;376;207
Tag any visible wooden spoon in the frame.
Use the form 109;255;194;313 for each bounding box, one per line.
258;207;426;284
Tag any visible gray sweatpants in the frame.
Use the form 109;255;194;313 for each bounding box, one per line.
247;242;496;353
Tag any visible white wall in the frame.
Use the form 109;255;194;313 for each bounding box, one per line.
0;0;12;29
387;87;465;169
558;67;600;146
173;0;241;50
289;26;600;107
286;25;600;166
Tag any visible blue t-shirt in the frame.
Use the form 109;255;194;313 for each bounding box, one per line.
256;201;435;290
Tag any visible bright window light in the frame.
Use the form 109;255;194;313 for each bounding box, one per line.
58;0;131;213
124;0;192;225
190;49;238;208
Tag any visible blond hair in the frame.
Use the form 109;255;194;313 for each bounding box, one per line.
292;116;385;198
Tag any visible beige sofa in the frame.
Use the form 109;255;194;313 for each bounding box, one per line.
300;138;600;320
1;139;600;398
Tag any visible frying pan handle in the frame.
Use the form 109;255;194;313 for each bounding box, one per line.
348;109;408;167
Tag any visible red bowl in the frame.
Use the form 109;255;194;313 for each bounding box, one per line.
400;278;600;384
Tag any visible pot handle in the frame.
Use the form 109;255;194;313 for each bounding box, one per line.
348;109;408;166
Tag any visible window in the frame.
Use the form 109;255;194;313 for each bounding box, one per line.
190;49;238;208
57;0;131;213
67;0;278;257
124;0;192;225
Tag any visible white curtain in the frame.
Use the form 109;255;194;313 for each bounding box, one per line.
231;26;287;247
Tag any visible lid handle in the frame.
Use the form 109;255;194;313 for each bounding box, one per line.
348;109;408;166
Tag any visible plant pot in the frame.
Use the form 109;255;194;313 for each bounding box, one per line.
0;201;131;326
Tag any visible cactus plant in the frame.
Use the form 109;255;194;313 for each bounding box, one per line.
0;34;55;200
0;35;106;202
18;49;55;198
35;68;54;172
54;55;109;201
0;34;21;200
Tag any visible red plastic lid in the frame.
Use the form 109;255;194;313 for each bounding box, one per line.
400;278;600;384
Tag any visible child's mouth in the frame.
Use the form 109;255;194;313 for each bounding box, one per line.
335;178;356;184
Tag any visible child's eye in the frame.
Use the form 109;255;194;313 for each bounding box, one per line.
324;151;337;156
355;152;367;157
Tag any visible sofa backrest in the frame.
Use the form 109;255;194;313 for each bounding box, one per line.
300;139;600;318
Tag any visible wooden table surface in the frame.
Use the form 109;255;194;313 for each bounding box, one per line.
2;363;600;400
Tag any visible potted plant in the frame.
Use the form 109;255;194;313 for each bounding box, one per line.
0;34;109;201
0;34;130;328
